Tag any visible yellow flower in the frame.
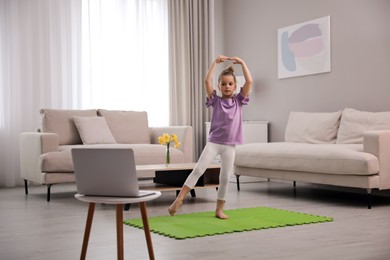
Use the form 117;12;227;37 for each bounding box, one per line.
158;133;180;148
158;133;181;166
170;134;181;148
158;133;170;145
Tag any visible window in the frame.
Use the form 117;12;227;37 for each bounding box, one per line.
81;0;169;126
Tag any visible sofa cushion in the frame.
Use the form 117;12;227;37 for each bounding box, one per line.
337;108;390;144
285;111;342;144
41;144;184;173
235;142;379;175
73;116;117;144
97;109;150;144
40;151;75;173
41;109;97;145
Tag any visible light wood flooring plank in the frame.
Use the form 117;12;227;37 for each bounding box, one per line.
1;180;390;260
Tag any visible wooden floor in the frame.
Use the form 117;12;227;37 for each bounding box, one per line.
1;177;390;260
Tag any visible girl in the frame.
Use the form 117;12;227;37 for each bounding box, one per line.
168;55;253;219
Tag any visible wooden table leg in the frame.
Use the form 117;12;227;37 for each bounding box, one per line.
116;204;124;260
81;202;95;260
139;202;155;260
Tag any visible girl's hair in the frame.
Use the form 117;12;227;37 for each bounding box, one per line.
218;66;236;84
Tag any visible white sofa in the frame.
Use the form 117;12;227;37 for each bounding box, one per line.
234;108;390;208
20;109;193;201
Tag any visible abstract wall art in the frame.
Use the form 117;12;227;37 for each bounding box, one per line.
278;16;331;79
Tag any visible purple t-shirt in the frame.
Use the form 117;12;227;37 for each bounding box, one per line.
206;90;249;145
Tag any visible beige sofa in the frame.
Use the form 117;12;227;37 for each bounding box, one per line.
234;108;390;208
20;109;193;201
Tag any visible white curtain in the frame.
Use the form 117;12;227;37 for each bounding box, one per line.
0;0;168;187
168;0;214;159
82;0;169;126
0;0;82;187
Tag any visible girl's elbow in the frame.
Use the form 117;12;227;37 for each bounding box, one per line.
246;78;253;85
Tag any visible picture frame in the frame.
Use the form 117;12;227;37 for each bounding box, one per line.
278;16;331;79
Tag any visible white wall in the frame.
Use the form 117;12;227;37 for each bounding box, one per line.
215;0;390;141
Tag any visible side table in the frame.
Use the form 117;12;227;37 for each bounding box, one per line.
75;192;161;260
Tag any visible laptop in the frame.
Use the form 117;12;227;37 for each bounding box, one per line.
72;148;155;198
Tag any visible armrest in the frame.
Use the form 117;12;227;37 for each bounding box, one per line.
149;126;193;163
364;130;390;189
19;132;59;184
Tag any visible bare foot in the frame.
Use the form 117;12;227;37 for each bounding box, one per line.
168;199;183;216
215;210;229;219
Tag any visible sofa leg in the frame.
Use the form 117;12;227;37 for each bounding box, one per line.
190;189;196;197
24;179;28;195
367;189;372;209
47;184;52;202
293;181;297;196
236;175;241;191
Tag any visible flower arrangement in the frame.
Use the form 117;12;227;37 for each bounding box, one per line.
158;133;181;166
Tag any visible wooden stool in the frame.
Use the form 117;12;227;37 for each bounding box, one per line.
75;192;161;260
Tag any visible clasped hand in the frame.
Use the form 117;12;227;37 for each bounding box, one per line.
216;55;243;65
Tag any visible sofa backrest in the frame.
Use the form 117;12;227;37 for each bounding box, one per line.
284;108;390;145
40;108;151;145
97;109;150;144
41;109;98;145
336;108;390;144
284;111;342;144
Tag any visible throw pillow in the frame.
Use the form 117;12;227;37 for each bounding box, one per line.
73;116;117;144
336;108;390;144
40;109;97;145
285;111;342;143
97;109;150;144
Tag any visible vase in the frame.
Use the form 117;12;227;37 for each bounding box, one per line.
165;146;171;167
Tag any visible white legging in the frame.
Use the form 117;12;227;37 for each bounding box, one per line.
184;142;236;200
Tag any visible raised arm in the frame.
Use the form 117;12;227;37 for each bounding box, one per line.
229;57;253;98
205;55;229;97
